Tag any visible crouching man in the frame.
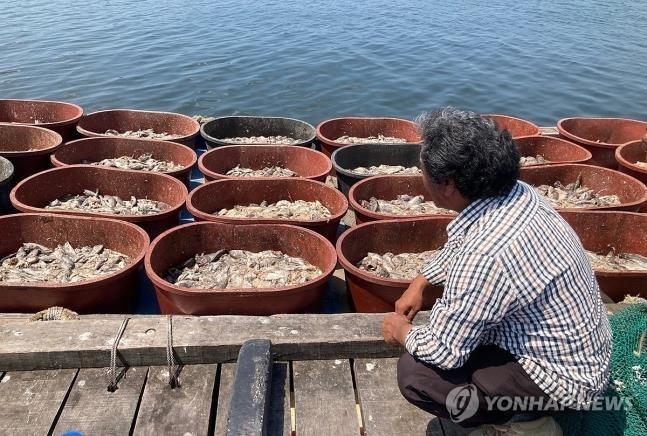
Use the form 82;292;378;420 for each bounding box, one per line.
382;107;611;435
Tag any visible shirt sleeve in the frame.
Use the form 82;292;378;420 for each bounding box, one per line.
420;240;459;285
406;251;518;369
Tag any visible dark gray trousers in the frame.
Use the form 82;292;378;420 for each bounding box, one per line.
397;345;552;427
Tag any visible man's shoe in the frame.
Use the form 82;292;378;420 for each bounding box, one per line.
468;416;563;436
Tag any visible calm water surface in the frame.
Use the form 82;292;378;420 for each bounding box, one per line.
2;0;647;125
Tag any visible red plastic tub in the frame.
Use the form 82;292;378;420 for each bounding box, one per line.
484;114;540;138
514;135;592;166
560;210;647;302
520;164;647;212
10;165;188;238
315;117;422;158
51;137;197;185
0;99;83;141
348;175;456;224
187;178;348;242
0;213;149;313
336;217;451;312
145;222;337;315
198;144;331;182
557;117;647;168
77;109;200;147
0;123;63;182
615;140;647;186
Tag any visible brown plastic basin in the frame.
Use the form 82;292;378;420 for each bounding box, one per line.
514;135;592;165
315;117;422;158
348;175;456;225
484;114;541;138
198;144;331;182
616;140;647;186
187;178;348;242
519;164;647;212
560;210;647;302
0;213;149;313
0;123;63;182
557;117;647;168
10;165;188;238
0;99;83;141
77;109;200;147
51;137;197;185
145;222;337;315
336;217;452;312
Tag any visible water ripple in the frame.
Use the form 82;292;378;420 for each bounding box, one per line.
1;0;646;125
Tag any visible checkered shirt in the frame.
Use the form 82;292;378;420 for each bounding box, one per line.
405;181;612;408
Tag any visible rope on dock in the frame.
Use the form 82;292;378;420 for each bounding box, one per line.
167;315;180;388
107;317;130;392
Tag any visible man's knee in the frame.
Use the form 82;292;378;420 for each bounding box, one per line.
397;353;418;398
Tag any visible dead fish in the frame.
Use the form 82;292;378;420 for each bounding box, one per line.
586;249;647;272
535;173;620;208
334;134;407;144
104;129;181;140
350;165;422;176
0;242;129;284
360;194;455;216
45;189;171;216
357;250;439;280
520;155;549;166
90;153;184;172
217;199;332;220
219;135;300;145
225;165;297;178
167;249;322;290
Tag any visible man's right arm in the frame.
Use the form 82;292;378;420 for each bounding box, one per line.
395;246;455;320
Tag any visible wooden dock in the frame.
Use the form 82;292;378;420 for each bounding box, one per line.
0;268;622;436
0;311;479;436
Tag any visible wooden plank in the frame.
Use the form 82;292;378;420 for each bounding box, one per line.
0;312;414;371
268;362;291;436
354;358;432;436
0;368;76;434
293;359;359;436
0;303;623;371
53;366;147;435
132;364;217;436
214;363;236;436
226;340;273;436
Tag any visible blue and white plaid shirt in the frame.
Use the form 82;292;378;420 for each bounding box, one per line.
405;181;612;408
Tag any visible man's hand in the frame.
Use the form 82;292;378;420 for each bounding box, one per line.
382;312;412;346
395;274;429;321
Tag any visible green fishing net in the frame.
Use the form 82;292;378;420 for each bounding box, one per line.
555;301;647;435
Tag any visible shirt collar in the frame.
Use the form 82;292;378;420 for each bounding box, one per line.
446;181;524;240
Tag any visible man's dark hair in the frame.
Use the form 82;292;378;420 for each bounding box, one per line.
417;107;520;200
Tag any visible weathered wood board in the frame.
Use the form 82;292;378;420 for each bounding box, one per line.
0;368;76;435
293;359;360;436
0;312;420;371
53;366;147;435
354;357;432;436
133;364;218;436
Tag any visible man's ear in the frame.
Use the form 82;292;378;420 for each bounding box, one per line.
441;178;457;197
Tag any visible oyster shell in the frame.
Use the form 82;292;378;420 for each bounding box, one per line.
167;249;322;289
357;250;438;280
334;134;407;144
360;194;455;216
45;189;171;216
535;173;620;208
0;242;129;284
217;200;331;220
